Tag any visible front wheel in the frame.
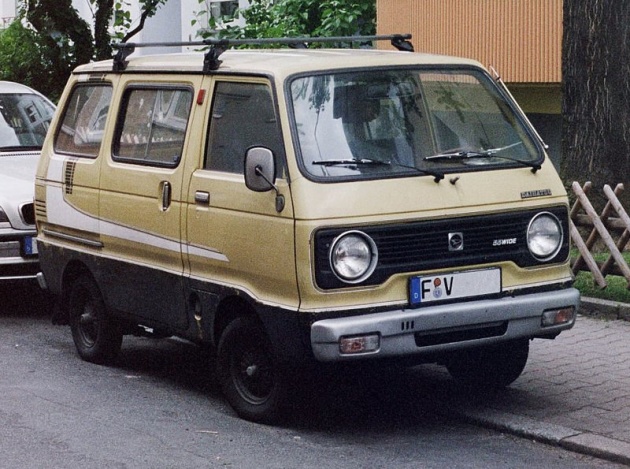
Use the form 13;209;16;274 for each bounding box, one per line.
446;339;529;389
68;276;123;365
216;316;289;423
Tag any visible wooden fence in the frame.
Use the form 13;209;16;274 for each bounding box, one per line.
570;182;630;288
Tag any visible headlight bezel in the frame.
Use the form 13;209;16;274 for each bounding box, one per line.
328;230;378;284
527;212;564;262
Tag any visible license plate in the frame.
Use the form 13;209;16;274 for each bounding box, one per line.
23;236;38;256
409;268;501;305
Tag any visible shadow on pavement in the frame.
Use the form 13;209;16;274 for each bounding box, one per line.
110;334;501;431
0;282;54;317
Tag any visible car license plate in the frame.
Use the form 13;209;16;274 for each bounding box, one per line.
23;236;38;256
409;268;501;306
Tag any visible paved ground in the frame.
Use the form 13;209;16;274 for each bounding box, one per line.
435;299;630;466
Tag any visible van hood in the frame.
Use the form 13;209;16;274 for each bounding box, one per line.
0;152;40;205
289;162;568;222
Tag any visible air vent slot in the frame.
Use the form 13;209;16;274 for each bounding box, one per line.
19;202;35;226
65;161;76;195
401;320;415;331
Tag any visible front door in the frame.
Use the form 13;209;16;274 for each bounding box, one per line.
184;78;298;314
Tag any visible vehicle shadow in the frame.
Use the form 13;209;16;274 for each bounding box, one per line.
112;335;503;432
0;283;54;317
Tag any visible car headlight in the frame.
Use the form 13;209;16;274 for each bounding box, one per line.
329;231;378;283
527;212;563;261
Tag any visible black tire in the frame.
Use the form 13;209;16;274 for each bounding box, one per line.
68;276;123;365
216;316;289;424
446;339;529;389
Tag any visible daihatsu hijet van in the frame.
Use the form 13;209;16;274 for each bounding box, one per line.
35;35;580;423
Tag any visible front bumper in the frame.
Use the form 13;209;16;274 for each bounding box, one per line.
311;288;580;362
0;230;39;281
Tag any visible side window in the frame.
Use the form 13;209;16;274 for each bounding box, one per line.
205;82;284;174
54;84;113;158
113;86;193;167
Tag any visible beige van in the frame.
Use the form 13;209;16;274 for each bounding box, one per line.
35;35;579;423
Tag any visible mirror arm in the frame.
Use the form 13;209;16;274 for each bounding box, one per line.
255;165;285;213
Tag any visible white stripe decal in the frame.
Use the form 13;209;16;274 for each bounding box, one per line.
45;156;229;263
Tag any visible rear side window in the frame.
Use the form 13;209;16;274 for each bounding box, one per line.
54;84;112;158
113;86;193;167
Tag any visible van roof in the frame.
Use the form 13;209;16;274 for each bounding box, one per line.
74;48;484;78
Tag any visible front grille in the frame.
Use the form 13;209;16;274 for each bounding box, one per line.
314;206;570;289
20;203;35;226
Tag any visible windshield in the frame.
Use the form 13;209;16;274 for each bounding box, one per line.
0;93;55;151
289;68;541;181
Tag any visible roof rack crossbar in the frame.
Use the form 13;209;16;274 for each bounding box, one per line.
111;34;414;72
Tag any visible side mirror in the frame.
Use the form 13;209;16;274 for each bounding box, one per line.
245;147;276;192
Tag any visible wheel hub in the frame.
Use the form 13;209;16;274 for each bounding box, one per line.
245;364;259;377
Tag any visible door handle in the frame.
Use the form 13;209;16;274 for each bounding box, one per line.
195;191;210;205
161;181;172;211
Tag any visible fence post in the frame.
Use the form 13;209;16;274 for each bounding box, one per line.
601;184;630;288
570;182;607;287
571;181;630;285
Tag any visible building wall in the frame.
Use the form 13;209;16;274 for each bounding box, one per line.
376;0;562;84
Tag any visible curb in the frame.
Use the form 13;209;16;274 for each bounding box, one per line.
579;296;630;321
453;407;630;466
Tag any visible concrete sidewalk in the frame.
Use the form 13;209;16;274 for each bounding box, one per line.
442;299;630;466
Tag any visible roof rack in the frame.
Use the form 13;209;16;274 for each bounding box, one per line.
111;34;414;73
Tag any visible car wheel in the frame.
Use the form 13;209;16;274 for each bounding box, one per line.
446;339;529;389
69;276;123;365
216;316;289;423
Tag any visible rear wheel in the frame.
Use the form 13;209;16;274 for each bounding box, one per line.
68;276;123;364
446;339;529;389
216;316;289;423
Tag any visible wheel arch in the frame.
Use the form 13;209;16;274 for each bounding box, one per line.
54;260;96;325
212;295;259;346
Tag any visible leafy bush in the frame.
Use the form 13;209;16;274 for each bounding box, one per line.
194;0;376;43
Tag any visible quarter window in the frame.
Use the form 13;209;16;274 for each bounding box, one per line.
54;84;112;158
113;87;193;167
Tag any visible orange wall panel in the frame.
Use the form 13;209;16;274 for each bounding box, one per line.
376;0;562;84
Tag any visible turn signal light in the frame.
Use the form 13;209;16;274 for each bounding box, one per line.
541;307;576;327
339;334;380;355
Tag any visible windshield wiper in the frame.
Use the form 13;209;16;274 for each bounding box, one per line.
0;145;42;152
424;143;541;173
313;158;389;166
313;158;444;183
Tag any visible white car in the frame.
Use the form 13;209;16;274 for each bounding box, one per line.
0;81;55;282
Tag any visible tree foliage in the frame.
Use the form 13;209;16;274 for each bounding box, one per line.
193;0;375;42
562;0;630;207
0;0;166;101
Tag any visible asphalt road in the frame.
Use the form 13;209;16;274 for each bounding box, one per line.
0;284;622;468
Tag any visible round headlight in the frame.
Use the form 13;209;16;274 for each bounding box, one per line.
329;231;378;283
527;212;563;261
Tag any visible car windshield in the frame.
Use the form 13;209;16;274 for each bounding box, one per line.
0;93;55;151
289;68;542;181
